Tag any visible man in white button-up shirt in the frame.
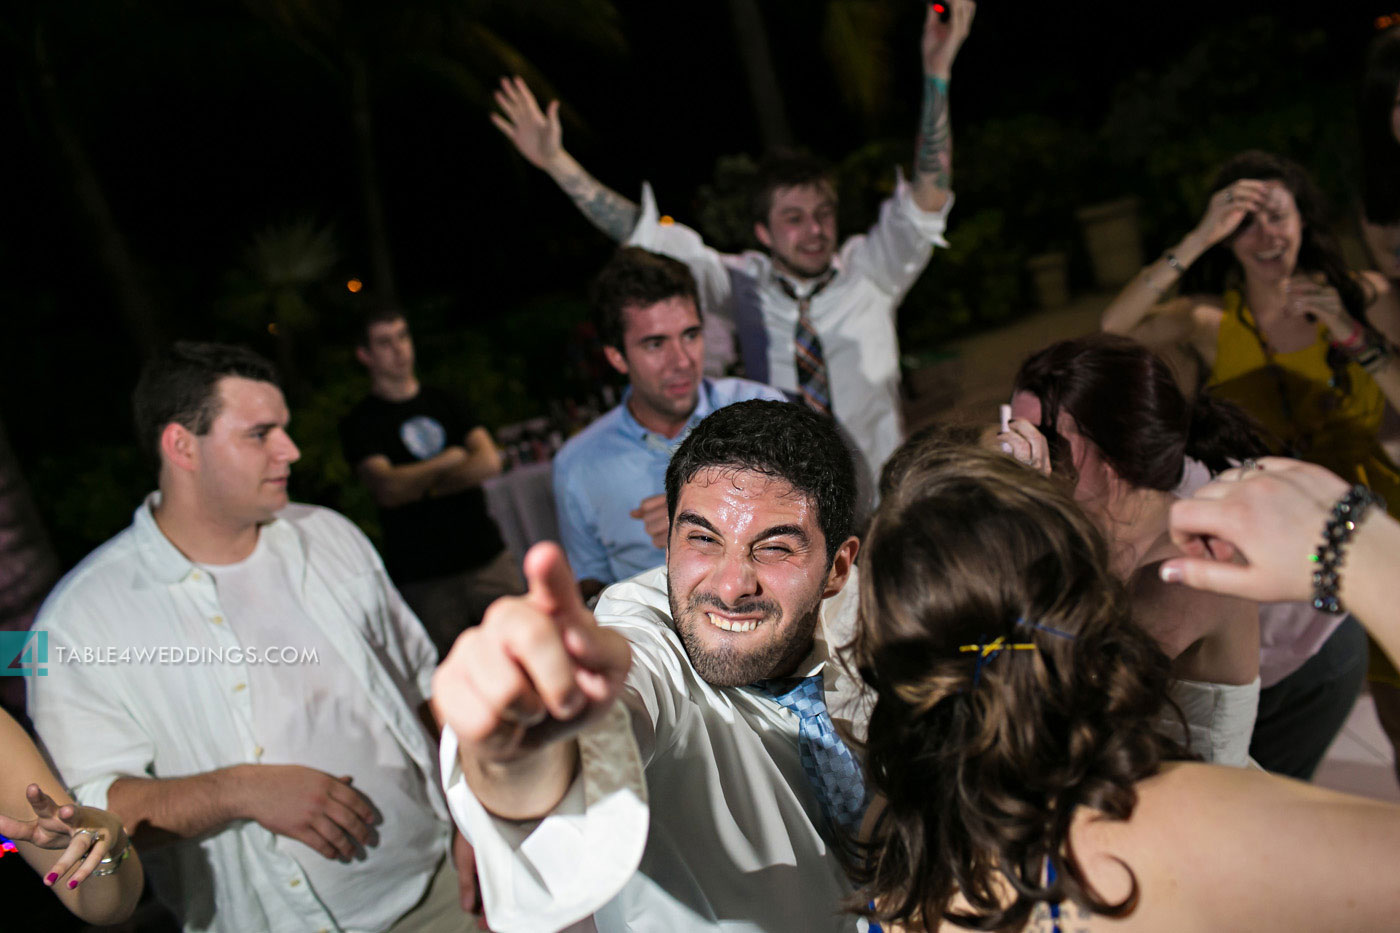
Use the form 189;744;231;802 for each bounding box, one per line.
435;400;873;932
30;343;471;933
490;2;976;487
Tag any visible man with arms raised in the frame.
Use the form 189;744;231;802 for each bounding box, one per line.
31;343;471;932
492;1;975;486
552;247;782;601
436;400;868;931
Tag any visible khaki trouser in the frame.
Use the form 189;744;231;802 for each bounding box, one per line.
398;549;525;658
386;852;477;933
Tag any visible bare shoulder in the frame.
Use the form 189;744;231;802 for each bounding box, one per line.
1107;763;1400;929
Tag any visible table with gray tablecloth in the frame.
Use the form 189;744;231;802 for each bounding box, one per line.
483;461;558;569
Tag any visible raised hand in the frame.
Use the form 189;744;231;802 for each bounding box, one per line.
1190;179;1271;250
1161;458;1350;602
434;542;631;768
238;766;379;861
629;493;671;550
922;0;976;77
0;784;127;889
490;76;562;172
990;415;1052;476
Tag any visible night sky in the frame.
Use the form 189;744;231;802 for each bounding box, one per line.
3;0;1392;563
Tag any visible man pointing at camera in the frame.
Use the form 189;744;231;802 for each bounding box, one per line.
435;400;871;931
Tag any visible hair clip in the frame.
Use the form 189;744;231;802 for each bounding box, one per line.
960;635;1036;685
1019;619;1077;641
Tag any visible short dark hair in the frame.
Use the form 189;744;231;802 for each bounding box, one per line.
751;150;836;226
1012;334;1269;488
665;400;856;564
589;247;700;352
356;306;407;348
133;342;280;469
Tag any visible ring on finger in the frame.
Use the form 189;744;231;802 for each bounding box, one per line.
1226;189;1234;203
71;828;105;849
1240;458;1263;474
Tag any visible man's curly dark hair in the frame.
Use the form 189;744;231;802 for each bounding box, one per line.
665;400;856;565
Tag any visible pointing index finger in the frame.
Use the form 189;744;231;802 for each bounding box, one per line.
524;542;590;623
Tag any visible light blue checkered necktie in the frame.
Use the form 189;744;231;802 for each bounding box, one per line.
756;673;868;837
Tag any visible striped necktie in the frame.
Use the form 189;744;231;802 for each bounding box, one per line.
775;269;838;416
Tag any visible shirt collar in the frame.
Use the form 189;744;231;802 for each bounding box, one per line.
769;258;842;300
616;379;718;448
131;492;303;587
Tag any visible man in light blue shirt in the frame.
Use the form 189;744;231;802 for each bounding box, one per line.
553;248;783;599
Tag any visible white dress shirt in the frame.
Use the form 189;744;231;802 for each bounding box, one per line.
30;497;451;933
442;565;871;933
627;173;953;485
199;536;446;930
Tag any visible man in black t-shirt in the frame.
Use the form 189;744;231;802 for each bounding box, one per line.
340;309;523;655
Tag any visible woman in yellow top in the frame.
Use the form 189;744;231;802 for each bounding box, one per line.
1101;149;1400;775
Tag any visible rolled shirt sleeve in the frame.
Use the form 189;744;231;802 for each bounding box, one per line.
29;605;157;811
440;700;649;933
843;168;953;300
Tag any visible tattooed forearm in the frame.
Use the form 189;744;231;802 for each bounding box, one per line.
915;75;951;191
557;171;640;242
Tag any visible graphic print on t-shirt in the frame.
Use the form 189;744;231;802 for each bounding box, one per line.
400;415;446;460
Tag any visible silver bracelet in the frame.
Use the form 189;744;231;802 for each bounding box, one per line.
90;834;132;877
1162;251;1184;274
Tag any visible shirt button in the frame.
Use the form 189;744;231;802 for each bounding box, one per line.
254;746;264;759
233;683;247;693
190;571;202;581
210;615;223;625
289;879;301;888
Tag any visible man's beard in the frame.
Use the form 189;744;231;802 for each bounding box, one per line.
668;583;822;687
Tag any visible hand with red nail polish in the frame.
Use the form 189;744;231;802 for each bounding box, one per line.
0;783;128;892
1;709;143;923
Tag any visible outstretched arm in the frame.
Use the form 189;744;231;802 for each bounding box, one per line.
911;0;975;213
1162;458;1400;666
491;76;639;242
435;542;631;821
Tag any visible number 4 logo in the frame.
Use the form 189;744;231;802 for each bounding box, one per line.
0;630;48;677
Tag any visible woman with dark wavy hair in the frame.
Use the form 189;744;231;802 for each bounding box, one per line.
850;446;1400;932
996;334;1266;766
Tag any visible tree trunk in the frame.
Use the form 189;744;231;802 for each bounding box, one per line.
349;53;399;309
0;414;59;716
34;25;161;357
726;0;794;151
